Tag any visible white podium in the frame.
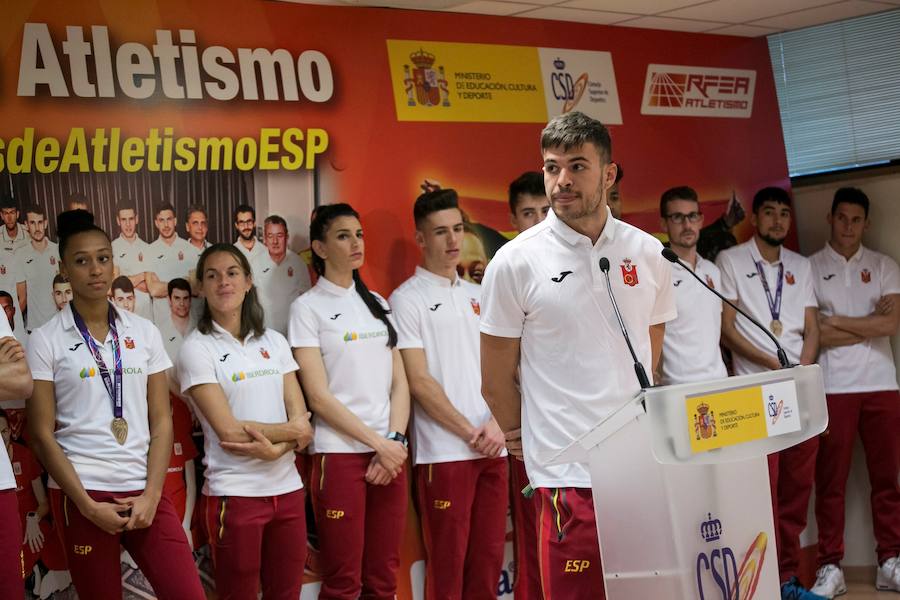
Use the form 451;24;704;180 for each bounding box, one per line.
547;365;828;600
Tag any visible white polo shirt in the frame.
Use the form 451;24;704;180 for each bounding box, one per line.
112;235;150;278
178;324;303;497
0;316;16;491
148;236;194;323
480;208;676;488
156;309;194;365
811;243;900;393
183;240;209;270
289;277;394;454
234;239;267;274
257;252;312;336
717;239;817;375
1;225;30;252
27;303;172;491
15;241;60;332
390;267;501;465
148;236;194;284
111;235;153;320
660;256;728;385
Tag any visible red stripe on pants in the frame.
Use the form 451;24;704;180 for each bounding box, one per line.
205;489;307;600
0;490;24;598
416;457;507;600
773;437;819;581
49;488;203;600
536;487;604;600
816;390;900;565
509;457;541;600
311;453;408;600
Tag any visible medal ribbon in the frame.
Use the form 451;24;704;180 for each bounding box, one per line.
753;258;784;324
71;303;123;421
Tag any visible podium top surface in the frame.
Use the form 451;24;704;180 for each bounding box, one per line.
546;364;827;467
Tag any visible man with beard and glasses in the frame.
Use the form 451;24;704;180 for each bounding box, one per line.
232;204;267;273
716;186;822;600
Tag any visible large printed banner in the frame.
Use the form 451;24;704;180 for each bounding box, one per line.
0;1;793;598
387;39;622;124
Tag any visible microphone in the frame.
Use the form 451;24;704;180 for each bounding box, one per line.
598;257;652;389
660;247;791;369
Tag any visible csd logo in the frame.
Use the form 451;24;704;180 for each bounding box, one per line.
73;545;92;555
433;500;451;510
325;510;344;519
564;560;590;573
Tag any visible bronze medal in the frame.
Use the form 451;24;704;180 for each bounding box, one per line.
111;417;128;445
770;319;783;337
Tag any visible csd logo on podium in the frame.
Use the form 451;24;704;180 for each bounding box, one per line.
696;512;769;599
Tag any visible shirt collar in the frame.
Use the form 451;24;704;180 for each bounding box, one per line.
545;206;617;248
315;275;356;297
415;265;460;288
824;242;864;264
209;319;259;345
62;301;132;332
747;237;783;266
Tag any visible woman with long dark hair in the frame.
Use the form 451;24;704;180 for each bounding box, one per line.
26;210;203;600
289;203;410;599
178;243;312;600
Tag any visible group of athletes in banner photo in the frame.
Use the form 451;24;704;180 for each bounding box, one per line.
1;109;899;600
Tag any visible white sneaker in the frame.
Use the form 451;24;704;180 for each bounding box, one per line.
877;556;900;592
811;564;847;598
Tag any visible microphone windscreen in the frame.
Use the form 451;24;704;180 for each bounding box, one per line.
598;257;610;272
661;247;679;263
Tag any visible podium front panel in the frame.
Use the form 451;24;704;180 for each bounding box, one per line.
589;416;779;600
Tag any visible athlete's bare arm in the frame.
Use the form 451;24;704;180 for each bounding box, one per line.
721;302;781;371
401;347;477;442
649;323;665;377
480;333;522;433
824;293;900;340
799;306;820;366
0;336;32;400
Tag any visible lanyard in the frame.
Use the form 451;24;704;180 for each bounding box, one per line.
753;258;784;322
70;303;123;419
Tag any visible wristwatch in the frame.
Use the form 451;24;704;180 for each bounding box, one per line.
386;431;408;448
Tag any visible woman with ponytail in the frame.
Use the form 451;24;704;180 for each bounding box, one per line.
177;243;313;599
26;210;204;600
288;203;410;599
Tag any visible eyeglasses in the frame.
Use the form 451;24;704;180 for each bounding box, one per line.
665;212;703;224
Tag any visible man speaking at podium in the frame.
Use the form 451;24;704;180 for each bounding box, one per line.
480;111;676;600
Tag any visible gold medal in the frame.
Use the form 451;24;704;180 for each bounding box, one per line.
770;319;783;337
111;417;128;445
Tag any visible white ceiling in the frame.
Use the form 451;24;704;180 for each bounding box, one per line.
279;0;900;36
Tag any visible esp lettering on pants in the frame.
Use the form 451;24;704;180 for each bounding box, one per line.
325;509;344;519
73;544;92;555
564;559;590;573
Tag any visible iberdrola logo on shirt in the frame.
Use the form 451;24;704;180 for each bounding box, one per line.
79;367;96;379
231;368;279;382
343;330;388;343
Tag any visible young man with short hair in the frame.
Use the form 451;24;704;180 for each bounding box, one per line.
146;202;193;323
809;187;900;596
508;171;550;233
51;275;72;312
390;189;508;600
111;200;153;320
0;196;29;251
111;275;136;314
481;112;675;600
716;186;822;600
14;206;59;332
657;186;728;385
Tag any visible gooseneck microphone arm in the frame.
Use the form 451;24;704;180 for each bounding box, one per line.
598;257;652;389
660;247;791;369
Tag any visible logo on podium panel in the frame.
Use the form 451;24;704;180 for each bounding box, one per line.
696;512;768;599
693;402;717;441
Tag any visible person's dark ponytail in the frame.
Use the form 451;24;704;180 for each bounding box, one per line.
353;270;397;348
310;203;396;348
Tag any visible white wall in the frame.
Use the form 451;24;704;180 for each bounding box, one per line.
793;165;900;567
